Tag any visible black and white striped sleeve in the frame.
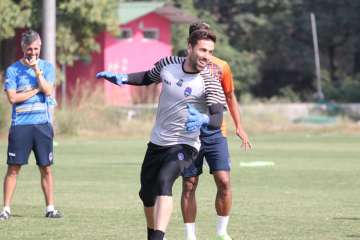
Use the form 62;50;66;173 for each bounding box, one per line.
202;68;226;107
147;56;184;83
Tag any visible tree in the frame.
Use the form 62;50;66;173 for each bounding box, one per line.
170;0;262;97
56;0;119;67
0;0;32;69
0;0;119;76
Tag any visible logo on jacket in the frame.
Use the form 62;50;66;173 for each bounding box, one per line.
176;79;184;87
177;152;185;161
184;87;192;97
163;79;171;85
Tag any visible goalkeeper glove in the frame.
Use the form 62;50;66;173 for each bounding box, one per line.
185;104;209;132
96;71;128;86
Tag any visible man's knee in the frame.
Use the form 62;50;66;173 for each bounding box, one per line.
139;189;156;207
6;165;21;177
214;173;231;193
182;177;198;197
39;166;52;176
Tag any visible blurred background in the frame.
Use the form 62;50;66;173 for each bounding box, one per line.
0;2;359;240
1;0;360;136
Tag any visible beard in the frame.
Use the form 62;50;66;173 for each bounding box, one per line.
189;55;207;72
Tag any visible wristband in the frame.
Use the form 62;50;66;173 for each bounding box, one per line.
35;70;43;78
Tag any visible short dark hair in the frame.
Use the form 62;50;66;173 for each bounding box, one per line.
188;29;216;47
177;49;188;57
189;22;210;35
21;29;41;48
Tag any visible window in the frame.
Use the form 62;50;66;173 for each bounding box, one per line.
143;29;159;40
119;29;132;39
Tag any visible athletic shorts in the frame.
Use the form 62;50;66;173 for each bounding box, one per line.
140;142;197;196
182;136;230;177
7;123;54;166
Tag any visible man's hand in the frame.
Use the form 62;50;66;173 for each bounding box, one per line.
96;71;128;86
185;104;209;132
236;127;252;151
24;55;38;68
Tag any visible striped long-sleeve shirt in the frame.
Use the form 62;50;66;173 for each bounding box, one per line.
147;56;226;150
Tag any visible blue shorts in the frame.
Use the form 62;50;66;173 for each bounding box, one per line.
7;123;54;166
183;136;230;177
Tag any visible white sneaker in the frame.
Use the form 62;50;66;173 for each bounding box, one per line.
0;210;10;221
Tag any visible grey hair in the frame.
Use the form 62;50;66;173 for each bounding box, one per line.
21;29;41;48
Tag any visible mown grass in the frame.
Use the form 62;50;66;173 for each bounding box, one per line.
0;132;359;239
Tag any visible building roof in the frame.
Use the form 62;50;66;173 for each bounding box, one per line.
118;2;198;24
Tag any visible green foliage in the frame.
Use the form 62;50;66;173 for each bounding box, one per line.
169;0;262;97
2;0;360;101
0;0;119;69
57;0;119;66
0;0;32;40
190;0;360;101
323;75;360;102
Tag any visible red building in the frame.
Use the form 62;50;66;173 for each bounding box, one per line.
63;2;196;106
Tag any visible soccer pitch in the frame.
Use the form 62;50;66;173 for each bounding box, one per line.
0;132;359;239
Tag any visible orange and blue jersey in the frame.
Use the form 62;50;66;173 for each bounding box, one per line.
201;56;234;139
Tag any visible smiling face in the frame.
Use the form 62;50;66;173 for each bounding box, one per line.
187;39;214;72
22;39;41;61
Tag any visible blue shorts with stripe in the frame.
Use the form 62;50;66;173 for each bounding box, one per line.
182;134;230;177
7;123;54;166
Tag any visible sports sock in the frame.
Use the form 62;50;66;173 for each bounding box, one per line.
147;228;154;240
185;222;196;239
46;205;55;213
216;215;229;236
3;206;11;214
150;230;165;240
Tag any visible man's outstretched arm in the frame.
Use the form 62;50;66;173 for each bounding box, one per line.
96;71;155;86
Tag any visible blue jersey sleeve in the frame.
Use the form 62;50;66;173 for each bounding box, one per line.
3;67;17;91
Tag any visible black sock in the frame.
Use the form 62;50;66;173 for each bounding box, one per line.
149;229;165;240
147;228;154;240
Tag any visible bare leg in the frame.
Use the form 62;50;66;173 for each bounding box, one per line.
213;171;232;236
181;176;199;223
3;165;21;207
214;171;232;216
144;206;154;228
39;166;54;206
154;196;173;232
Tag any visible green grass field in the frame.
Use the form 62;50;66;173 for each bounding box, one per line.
0;132;359;240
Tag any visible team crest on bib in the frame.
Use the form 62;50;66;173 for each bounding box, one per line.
184;87;192;97
176;79;184;87
177;152;185;161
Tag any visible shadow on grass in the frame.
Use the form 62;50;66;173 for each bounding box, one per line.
347;235;360;238
333;217;360;221
103;162;140;166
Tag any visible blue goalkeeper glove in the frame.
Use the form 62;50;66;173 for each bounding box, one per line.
96;71;128;86
185;104;209;132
